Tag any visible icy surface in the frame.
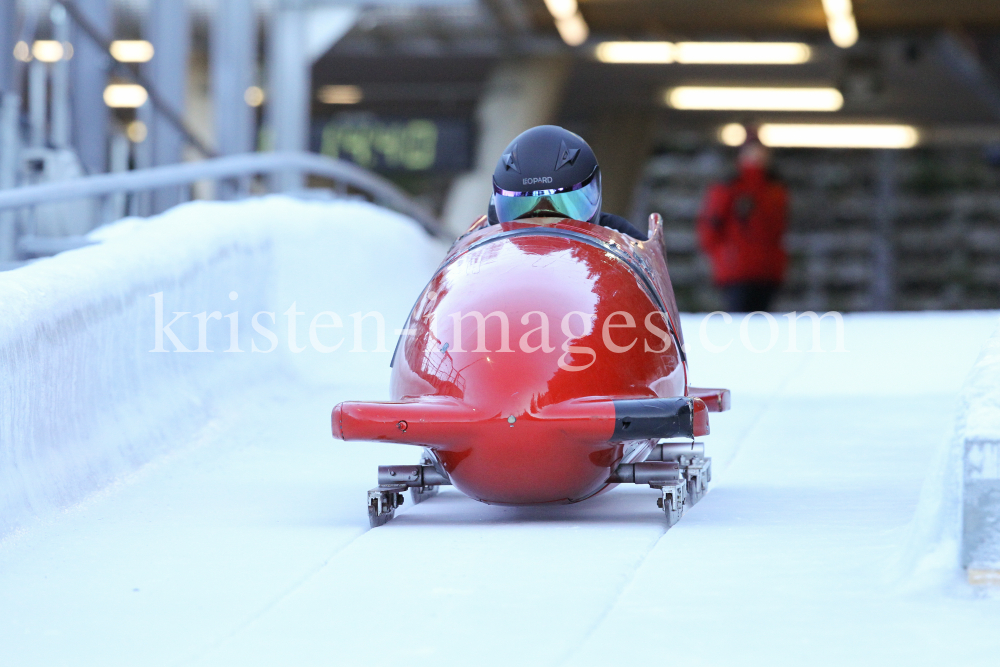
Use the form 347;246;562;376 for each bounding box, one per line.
2;202;1000;665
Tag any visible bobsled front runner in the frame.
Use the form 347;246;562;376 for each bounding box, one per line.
332;214;730;527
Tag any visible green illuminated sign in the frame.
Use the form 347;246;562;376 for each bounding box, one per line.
321;119;438;171
315;116;471;172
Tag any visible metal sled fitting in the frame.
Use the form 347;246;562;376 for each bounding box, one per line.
367;450;452;528
368;485;406;528
609;441;712;527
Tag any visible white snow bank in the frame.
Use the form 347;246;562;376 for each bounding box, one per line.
0;196;444;539
899;322;1000;586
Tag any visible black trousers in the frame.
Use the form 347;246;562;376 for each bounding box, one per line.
720;281;780;313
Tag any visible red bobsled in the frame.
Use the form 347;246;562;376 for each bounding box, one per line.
332;213;729;527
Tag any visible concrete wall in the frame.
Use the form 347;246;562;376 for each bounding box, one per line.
441;57;570;236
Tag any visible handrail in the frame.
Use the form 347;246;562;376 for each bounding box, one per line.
0;151;443;236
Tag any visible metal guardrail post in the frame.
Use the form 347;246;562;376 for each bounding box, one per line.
965;437;1000;586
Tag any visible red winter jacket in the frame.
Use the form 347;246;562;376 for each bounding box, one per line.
696;166;788;285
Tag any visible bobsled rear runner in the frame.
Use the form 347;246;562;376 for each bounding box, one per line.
332;213;730;527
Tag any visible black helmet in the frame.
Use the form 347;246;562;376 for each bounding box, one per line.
491;125;602;224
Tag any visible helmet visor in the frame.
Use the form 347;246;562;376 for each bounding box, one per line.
493;169;601;223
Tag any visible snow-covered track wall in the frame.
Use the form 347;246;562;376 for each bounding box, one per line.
0;197;442;539
901;319;1000;588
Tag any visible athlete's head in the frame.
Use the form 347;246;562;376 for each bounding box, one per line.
738;128;771;170
491;125;601;224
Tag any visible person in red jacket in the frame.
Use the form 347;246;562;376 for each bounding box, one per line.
696;137;788;312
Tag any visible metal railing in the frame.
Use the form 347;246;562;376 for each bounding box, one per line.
0;151;442;264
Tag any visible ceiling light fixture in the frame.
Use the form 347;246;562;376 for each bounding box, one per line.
544;0;589;47
103;84;148;108
317;85;363;105
554;13;589;47
13;41;31;62
595;41;812;65
244;86;265;107
595;41;673;63
126;120;148;143
110;40;155;63
31;40;65;63
718;123;749;146
675;42;812;64
756;123;919;149
821;0;859;48
666;86;844;111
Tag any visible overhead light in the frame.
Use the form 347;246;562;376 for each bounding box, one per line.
827;16;859;49
595;41;812;65
244;85;265;107
32;40;65;63
822;0;858;48
103;84;148;108
595;41;673;63
317;85;363;105
126;120;148;143
666;86;844;111
676;42;812;64
543;0;577;21
554;14;589;47
543;0;589;47
110;40;155;63
13;41;30;62
719;123;749;146
757;124;919;149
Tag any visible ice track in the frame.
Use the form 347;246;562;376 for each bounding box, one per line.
2;199;1000;666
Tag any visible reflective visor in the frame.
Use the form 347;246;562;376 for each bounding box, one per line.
493;168;601;223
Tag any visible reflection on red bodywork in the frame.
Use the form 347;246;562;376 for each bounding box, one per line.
377;217;690;504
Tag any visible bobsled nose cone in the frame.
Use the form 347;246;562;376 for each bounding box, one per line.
331;403;345;440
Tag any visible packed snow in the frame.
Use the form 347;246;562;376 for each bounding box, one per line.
1;197;999;666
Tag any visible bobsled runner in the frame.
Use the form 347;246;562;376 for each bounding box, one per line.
332;213;730;527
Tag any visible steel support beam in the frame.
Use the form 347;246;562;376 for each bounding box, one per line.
51;4;72;149
0;94;18;261
62;0;212;159
147;0;190;211
0;0;15;95
268;1;309;191
212;0;255;157
0;0;16;261
937;33;1000;124
870;150;896;311
28;60;45;148
70;0;110;175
